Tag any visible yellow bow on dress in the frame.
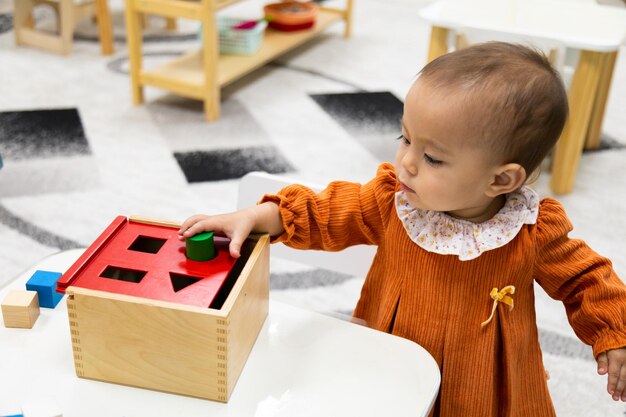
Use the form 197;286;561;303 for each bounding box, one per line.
481;285;516;327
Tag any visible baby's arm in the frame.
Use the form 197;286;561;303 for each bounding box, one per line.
534;199;626;402
596;348;626;401
178;202;284;258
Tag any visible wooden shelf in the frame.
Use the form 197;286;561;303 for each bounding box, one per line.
135;0;243;20
140;10;344;97
126;0;353;121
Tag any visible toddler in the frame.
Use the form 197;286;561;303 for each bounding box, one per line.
179;42;626;416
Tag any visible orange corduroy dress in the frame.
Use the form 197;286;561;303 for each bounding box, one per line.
261;163;626;417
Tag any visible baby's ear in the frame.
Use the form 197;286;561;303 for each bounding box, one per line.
486;163;526;197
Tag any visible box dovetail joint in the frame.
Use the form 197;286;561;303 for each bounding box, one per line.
67;295;85;377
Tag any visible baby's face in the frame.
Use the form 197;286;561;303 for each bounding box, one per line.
395;79;503;220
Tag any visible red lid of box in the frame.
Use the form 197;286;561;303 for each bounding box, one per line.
57;216;237;308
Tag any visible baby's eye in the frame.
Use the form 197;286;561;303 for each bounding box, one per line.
424;153;443;166
396;134;410;145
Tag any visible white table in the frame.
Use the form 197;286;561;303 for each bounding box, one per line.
0;249;440;417
419;0;626;194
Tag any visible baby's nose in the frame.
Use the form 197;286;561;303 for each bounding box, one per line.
402;155;418;175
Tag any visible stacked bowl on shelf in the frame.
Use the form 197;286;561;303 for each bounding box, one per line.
264;1;319;31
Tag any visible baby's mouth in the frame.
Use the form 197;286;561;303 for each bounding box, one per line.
399;181;415;194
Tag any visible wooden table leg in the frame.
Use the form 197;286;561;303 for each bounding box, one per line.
427;26;449;63
550;50;605;194
125;0;144;105
584;51;617;150
95;0;114;55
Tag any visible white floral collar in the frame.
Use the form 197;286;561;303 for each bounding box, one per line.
395;186;539;261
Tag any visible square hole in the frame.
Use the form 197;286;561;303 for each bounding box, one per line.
128;236;167;254
100;266;147;283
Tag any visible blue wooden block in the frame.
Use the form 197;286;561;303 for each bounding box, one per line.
25;270;63;309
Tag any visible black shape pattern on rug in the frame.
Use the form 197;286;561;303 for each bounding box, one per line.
310;91;403;134
0;109;91;160
0;204;83;250
0;13;12;34
174;146;294;183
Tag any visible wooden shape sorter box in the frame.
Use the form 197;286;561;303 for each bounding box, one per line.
55;215;270;402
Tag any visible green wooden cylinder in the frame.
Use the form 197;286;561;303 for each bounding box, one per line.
185;232;217;262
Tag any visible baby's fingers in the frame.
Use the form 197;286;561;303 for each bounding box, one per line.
227;229;248;259
605;349;626;401
178;215;208;237
179;217;216;239
608;361;626;401
597;352;608;375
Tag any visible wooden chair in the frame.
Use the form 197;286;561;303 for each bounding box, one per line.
13;0;114;55
237;171;376;278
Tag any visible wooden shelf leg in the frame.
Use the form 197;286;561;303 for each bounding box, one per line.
59;0;74;55
141;14;150;30
165;17;177;32
95;0;114;55
427;26;449;63
125;0;144;105
550;50;604;195
14;0;35;45
343;0;353;39
584;51;617;150
202;7;219;121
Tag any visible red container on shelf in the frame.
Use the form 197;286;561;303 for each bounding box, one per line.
264;1;319;32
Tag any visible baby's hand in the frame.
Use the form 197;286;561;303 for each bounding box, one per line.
178;209;256;259
597;347;626;401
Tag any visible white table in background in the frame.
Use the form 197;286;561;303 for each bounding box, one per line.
419;0;626;194
0;249;440;417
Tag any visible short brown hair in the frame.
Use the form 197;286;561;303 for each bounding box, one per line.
419;42;568;178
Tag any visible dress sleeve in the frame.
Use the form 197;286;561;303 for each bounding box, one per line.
258;163;397;251
534;198;626;358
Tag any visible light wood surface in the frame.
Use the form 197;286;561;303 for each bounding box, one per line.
67;287;228;399
1;290;40;329
65;234;269;402
13;0;114;55
140;10;345;93
129;215;183;228
551;50;606;194
223;235;270;396
125;0;145;104
126;0;353;121
427;26;449;63
584;50;618;150
95;0;113;55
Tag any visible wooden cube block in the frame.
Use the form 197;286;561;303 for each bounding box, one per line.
1;290;40;329
56;216;270;402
